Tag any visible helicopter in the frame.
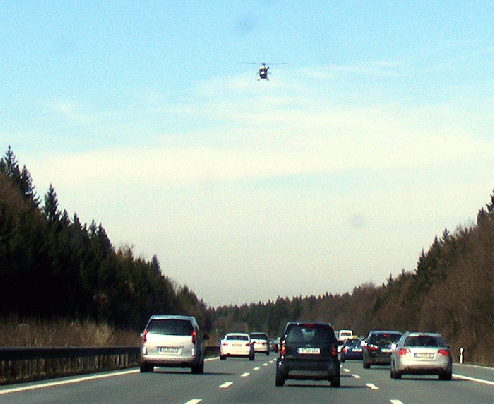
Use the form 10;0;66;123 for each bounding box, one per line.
243;62;287;81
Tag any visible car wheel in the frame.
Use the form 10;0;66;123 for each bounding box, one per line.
249;353;255;361
330;375;340;387
140;362;153;372
439;370;452;380
266;351;270;355
340;357;345;363
275;370;285;387
191;362;204;374
363;362;371;369
220;355;226;360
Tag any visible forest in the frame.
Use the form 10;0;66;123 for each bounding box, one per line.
0;147;210;332
1;147;493;365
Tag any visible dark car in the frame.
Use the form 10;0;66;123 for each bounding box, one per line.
339;338;363;362
363;330;402;368
275;322;341;387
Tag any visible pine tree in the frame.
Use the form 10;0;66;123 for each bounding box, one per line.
43;184;59;222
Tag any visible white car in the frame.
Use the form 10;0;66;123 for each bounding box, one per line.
219;333;255;360
250;332;270;355
390;332;452;380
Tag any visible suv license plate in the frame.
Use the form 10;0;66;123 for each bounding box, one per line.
298;347;320;354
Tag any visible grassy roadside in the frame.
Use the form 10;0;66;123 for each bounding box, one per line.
0;316;140;347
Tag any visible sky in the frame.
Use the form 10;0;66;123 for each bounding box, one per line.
1;1;493;307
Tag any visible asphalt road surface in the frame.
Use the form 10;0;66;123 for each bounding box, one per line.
1;356;493;403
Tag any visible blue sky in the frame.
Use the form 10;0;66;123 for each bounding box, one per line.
2;1;493;306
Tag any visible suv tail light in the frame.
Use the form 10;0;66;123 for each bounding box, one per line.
142;330;148;343
280;341;286;356
191;330;197;344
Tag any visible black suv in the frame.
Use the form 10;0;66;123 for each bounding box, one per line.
275;322;341;387
362;330;402;368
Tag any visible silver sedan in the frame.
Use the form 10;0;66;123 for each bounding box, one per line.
390;332;453;380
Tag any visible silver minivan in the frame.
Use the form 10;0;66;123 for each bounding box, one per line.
140;315;209;374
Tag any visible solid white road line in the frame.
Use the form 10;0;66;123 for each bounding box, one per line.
0;369;139;396
454;374;494;386
366;383;379;390
219;382;233;389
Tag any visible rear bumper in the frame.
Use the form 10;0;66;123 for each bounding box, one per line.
277;358;339;379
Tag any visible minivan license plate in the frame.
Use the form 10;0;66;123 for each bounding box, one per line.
298;347;320;354
158;347;180;354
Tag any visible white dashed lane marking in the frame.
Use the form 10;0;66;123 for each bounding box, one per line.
241;372;250;377
366;383;379;390
219;382;233;389
184;400;202;404
390;400;404;404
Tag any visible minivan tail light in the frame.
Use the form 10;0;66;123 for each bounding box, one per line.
142;330;148;344
191;330;197;344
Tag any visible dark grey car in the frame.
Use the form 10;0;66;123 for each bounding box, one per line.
363;330;402;368
275;322;341;387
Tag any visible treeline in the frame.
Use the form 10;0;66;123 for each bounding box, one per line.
210;193;494;365
0;147;210;331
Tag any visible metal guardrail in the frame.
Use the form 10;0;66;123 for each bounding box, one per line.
0;347;141;385
0;346;220;385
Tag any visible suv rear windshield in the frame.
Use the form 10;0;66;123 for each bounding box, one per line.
369;333;401;345
147;319;193;335
285;324;336;345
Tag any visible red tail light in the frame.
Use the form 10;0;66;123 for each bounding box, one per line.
331;346;338;357
343;347;348;354
398;348;410;355
367;345;378;351
281;341;286;356
222;342;228;346
142;330;148;343
191;330;197;344
438;349;450;356
246;342;252;346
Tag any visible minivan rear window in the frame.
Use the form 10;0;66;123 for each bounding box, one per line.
147;319;193;335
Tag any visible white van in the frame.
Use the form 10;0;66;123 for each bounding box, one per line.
338;330;353;341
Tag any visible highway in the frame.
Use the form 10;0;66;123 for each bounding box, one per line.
1;356;493;403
